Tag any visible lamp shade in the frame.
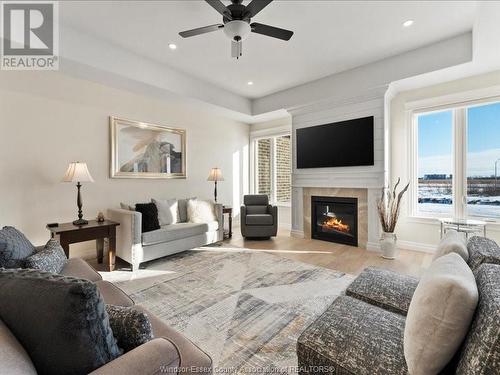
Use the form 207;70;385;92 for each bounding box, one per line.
62;162;94;183
207;167;224;182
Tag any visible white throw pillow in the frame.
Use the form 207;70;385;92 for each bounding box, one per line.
433;229;468;262
152;198;178;226
404;253;478;375
187;199;216;223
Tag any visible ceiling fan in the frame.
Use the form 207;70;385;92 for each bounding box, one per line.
179;0;294;59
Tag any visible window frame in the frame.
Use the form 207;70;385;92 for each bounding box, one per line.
250;131;292;206
407;91;500;222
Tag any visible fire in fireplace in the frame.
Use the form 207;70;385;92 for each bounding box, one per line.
311;196;358;246
321;216;350;234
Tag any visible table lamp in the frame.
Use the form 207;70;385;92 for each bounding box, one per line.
207;167;224;202
62;162;94;226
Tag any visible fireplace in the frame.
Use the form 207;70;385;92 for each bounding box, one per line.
311;196;358;246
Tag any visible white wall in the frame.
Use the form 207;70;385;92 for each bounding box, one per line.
390;70;500;250
0;71;249;256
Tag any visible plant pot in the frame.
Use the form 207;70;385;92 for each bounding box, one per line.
380;232;398;259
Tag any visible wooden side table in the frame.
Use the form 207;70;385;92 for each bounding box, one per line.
222;206;233;239
47;220;120;272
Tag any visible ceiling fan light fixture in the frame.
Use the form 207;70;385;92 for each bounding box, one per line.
223;20;251;41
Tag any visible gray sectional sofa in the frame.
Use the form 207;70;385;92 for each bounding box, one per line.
0;258;212;374
108;200;223;271
297;236;500;374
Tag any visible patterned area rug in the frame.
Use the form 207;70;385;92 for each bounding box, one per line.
110;249;354;374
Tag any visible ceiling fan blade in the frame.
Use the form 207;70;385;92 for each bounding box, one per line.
179;24;224;38
250;22;293;41
245;0;273;18
205;0;232;20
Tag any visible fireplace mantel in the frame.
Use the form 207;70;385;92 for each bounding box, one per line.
302;187;368;248
289;86;387;251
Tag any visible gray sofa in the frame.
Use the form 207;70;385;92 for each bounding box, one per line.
297;236;500;374
108;200;223;271
0;258;212;375
240;195;278;238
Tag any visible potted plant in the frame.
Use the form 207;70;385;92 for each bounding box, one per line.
377;178;409;259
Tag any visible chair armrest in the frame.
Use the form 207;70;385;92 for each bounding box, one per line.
240;205;247;218
269;205;278;225
346;267;419;316
89;338;180;375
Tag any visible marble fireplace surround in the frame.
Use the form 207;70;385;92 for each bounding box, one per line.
303;187;368;248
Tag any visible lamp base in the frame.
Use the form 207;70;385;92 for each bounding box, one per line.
72;219;89;226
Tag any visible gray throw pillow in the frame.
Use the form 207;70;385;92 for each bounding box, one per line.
0;226;36;268
152;198;178;226
433;229;468;262
404;253;479;375
106;304;153;352
23;239;67;273
0;269;121;375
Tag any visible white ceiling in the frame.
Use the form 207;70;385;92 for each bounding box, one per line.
61;1;477;99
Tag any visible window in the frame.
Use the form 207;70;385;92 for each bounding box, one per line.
467;102;500;218
417;110;453;216
254;135;291;205
256;138;272;197
412;100;500;220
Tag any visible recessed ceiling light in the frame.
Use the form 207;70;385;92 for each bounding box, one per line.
403;20;414;27
168;43;177;50
247;81;254;86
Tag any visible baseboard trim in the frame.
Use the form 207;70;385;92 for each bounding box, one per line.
367;240;435;254
366;242;381;252
290;229;304;238
397;240;436;254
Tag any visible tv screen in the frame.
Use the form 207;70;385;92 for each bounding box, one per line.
296;116;374;169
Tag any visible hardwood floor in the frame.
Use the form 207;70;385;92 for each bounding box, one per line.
91;225;433;277
223;227;433;277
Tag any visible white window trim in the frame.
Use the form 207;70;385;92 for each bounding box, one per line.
407;89;500;222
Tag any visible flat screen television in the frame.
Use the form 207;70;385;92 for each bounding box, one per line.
296;116;374;169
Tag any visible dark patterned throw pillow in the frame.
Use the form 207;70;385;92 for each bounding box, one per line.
0;226;36;268
0;269;121;374
106;304;153;352
24;239;67;273
134;203;160;233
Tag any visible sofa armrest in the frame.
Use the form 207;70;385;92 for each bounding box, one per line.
467;236;500;271
346;267;419;316
214;203;223;228
89;338;180;375
107;208;142;265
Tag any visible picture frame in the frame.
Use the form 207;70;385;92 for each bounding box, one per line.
110;116;186;179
